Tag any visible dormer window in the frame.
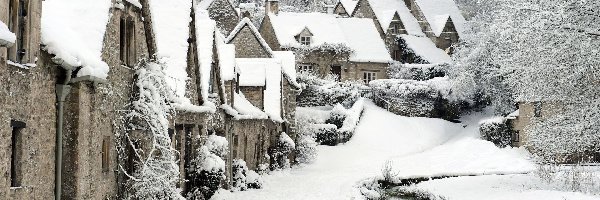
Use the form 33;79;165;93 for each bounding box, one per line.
300;36;311;46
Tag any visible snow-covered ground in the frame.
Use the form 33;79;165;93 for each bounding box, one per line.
213;101;599;199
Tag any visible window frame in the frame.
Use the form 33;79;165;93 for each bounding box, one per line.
10;120;26;187
298;64;314;73
101;136;110;172
8;0;28;63
299;36;311;46
533;102;543;117
362;71;377;84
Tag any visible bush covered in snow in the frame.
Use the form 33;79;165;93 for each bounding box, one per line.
370;78;465;121
313;124;339;146
479;118;513;148
231;159;264;191
270;132;296;170
297;72;366;107
188;135;228;199
295;115;319;164
387;62;450;81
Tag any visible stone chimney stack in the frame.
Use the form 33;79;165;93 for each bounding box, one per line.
265;0;279;15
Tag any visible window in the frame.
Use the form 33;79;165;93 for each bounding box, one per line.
102;137;110;172
363;71;377;84
10;120;25;187
120;17;136;66
298;64;314;73
390;24;397;34
299;36;311;45
533;102;542;117
8;0;27;63
393;50;402;61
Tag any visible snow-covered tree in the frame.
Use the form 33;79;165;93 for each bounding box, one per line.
451;0;600;162
119;61;184;199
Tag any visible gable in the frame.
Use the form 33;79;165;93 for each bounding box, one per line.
229;24;271;58
206;0;240;34
334;3;348;16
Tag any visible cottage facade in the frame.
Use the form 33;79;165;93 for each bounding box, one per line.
260;5;392;83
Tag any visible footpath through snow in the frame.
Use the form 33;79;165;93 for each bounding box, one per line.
213;101;535;200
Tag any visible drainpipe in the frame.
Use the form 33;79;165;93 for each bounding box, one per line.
55;69;72;200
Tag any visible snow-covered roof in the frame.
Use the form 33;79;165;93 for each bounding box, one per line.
41;0;111;79
361;0;424;36
268;12;391;63
337;18;392;63
226;17;274;57
339;0;358;14
272;51;300;88
0;21;15;47
414;0;465;36
195;8;218;105
506;110;520;120
400;35;451;64
149;0;192;98
123;0;142;8
235;58;283;121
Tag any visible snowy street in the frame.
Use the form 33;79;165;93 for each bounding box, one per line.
211;101;585;200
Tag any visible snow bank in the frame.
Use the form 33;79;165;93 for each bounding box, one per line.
400;34;452;63
388;138;535;180
414;0;466;36
42;0;111;79
149;0;192;98
0;21;15;47
410;174;600;200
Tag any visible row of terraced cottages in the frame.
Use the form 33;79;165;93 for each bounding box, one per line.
0;0;298;199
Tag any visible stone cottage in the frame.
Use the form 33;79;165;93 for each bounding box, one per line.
259;5;392;83
39;0;153;199
350;0;463;60
224;18;299;170
0;0;54;199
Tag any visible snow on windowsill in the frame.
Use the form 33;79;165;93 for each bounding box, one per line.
7;60;36;69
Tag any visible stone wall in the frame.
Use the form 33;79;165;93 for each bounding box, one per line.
258;15;281;51
0;0;57;199
514;101;564;147
240;86;265;110
59;3;149;199
346;62;389;82
227;119;280;170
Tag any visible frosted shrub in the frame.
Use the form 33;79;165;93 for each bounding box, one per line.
246;170;263;189
270;132;296;169
188;146;226;199
314;124;339;146
387;61;449;81
232;159;248;191
325;104;347;129
479;118;513;148
206;134;229;158
297;72;365;107
295;115;319;164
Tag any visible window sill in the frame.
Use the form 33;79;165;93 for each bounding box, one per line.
7;60;36;69
10;186;24;190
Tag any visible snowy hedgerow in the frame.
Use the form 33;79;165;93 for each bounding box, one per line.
284;43;354;61
294;111;319;164
297;72;366;107
387;61;449;81
313;124;339;146
325;104;347;129
270;132;296;169
120;60;184;200
479;117;513;148
188;146;226;199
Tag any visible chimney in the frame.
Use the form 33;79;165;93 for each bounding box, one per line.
265;0;279;15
